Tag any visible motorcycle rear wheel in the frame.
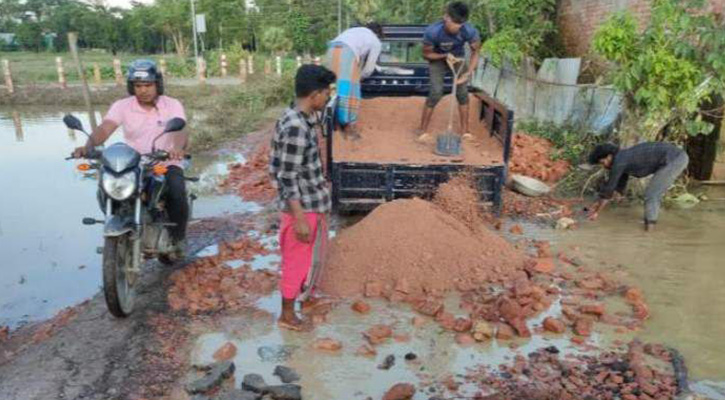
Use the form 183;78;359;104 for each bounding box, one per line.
103;235;136;317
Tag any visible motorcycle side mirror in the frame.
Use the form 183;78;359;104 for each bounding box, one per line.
163;118;186;133
63;114;87;135
152;117;186;153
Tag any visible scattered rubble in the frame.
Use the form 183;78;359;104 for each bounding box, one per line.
186;361;236;395
241;373;267;393
220;143;276;204
167;237;278;314
382;383;416;400
466;341;680;400
351;300;371;314
213;342;238;361
273;365;300;384
510;133;570;183
378;354;396;370
312;338;342;352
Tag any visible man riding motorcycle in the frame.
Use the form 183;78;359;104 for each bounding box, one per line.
74;59;189;259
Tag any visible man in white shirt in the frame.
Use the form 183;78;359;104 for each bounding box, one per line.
326;23;384;140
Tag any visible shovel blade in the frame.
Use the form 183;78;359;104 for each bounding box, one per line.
435;133;462;157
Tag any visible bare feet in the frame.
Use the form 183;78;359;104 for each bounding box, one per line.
342;125;361;141
301;297;333;315
416;133;433;143
277;315;310;332
279;297;311;331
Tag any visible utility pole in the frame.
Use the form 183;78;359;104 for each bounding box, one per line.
337;0;342;35
190;0;199;61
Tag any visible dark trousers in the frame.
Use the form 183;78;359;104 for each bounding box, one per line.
644;152;689;223
165;166;189;241
426;59;470;108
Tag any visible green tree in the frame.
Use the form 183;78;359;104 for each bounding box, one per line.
593;0;725;143
288;9;311;54
16;21;44;51
0;0;22;31
153;0;191;57
261;26;292;54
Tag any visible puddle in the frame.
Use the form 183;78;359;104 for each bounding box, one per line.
0;108;260;328
553;199;725;382
192;292;605;400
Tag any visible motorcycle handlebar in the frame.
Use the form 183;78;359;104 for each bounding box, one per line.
66;151;101;160
148;151;192;161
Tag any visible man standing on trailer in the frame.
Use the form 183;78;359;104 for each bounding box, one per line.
417;1;481;142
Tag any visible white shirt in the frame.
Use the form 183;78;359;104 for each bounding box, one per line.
331;27;382;78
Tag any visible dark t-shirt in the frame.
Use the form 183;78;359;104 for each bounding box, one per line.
599;142;685;199
423;20;480;57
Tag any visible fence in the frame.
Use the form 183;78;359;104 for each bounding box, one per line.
471;57;622;134
0;53;320;94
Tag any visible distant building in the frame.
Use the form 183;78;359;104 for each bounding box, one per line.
0;33;18;50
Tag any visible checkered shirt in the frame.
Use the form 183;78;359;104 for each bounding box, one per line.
269;105;331;213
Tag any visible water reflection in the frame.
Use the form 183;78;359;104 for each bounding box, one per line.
0;107;257;328
12;111;23;142
556;199;725;380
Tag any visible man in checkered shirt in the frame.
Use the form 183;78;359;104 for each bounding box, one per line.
269;64;336;330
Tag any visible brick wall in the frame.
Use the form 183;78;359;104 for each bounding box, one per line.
557;0;725;56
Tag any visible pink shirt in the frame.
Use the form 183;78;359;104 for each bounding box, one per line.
104;95;187;167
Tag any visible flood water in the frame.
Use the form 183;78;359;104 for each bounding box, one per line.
0;108;255;329
554;196;725;382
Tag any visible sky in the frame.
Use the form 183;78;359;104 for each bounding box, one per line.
104;0;152;9
104;0;256;9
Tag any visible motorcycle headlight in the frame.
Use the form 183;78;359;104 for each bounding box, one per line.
102;172;137;200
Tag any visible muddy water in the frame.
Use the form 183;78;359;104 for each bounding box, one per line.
552;192;725;382
0;108;254;329
191;233;609;400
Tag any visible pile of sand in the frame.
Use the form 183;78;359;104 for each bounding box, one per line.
319;187;528;297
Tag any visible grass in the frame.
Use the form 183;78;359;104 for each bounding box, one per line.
0;51;173;84
0;70;295;152
1;51;304;85
517;120;603;165
183;74;294;152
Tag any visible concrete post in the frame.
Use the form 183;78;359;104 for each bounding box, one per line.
197;57;206;84
221;53;228;77
93;63;102;87
3;59;14;94
56;57;67;89
113;58;123;86
239;59;247;83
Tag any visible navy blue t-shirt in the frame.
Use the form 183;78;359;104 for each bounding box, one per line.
423;20;481;57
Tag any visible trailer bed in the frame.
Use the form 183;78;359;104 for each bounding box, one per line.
334;96;503;166
324;91;513;213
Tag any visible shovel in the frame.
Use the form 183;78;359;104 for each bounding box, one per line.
435;57;466;157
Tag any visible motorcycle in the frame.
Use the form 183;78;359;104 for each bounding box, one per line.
64;114;196;318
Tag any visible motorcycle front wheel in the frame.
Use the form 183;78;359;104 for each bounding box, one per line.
102;234;136;317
